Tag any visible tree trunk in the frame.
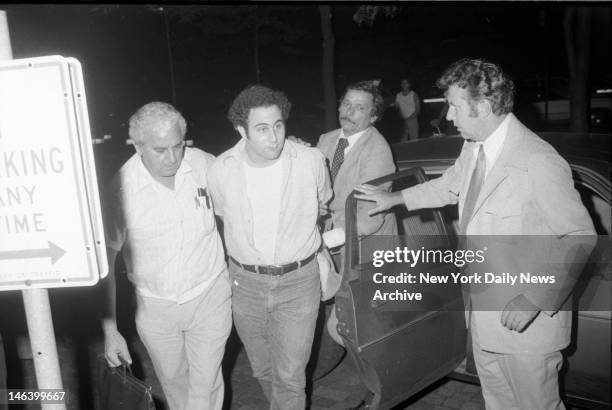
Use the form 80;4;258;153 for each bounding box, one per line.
163;10;177;105
319;5;337;132
564;7;592;132
253;7;261;84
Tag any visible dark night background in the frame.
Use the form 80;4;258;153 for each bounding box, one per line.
2;4;611;181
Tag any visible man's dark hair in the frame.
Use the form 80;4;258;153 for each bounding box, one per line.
341;80;385;119
227;85;291;129
437;58;515;115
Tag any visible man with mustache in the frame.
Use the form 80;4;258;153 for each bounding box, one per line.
315;81;397;374
317;80;397;264
102;102;231;410
208;85;332;409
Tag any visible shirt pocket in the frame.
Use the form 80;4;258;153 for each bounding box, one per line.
195;189;216;234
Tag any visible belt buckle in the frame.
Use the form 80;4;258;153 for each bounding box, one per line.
258;265;279;276
258;260;304;276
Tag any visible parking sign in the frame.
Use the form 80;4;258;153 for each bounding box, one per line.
0;55;107;290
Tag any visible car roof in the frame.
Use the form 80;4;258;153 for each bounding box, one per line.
392;133;611;176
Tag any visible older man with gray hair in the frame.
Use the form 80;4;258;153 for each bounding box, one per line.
102;102;231;410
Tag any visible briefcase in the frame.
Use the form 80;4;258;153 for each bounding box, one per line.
97;356;155;410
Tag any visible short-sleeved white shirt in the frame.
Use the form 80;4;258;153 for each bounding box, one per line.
104;147;226;304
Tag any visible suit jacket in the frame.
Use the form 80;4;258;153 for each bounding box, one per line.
317;126;397;237
402;114;595;354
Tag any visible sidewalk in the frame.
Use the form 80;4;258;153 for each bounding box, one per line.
15;331;486;410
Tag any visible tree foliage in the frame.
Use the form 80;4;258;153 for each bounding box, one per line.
352;5;398;27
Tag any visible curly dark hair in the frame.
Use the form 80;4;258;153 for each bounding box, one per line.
341;80;385;119
227;85;291;129
437;58;515;115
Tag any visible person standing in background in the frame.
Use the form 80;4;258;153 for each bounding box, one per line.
395;78;421;141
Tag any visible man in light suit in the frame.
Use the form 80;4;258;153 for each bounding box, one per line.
317;81;397;355
317;80;397;243
355;59;595;409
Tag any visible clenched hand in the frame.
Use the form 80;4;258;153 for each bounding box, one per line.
104;328;133;367
500;294;541;332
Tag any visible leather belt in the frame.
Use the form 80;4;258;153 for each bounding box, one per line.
229;253;316;276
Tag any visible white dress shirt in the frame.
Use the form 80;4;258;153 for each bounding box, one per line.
105;148;226;304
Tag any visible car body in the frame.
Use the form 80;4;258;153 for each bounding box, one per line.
332;133;611;409
517;77;612;132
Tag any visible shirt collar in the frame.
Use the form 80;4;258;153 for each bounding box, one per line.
339;127;369;151
475;113;511;174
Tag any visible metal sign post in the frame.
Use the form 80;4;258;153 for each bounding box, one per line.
21;290;66;410
1;10;106;408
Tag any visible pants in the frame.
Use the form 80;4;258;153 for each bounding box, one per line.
229;257;320;410
472;326;565;410
401;116;419;141
135;273;232;410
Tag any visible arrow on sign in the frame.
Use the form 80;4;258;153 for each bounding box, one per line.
0;241;66;264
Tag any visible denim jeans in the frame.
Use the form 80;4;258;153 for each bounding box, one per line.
229;257;320;410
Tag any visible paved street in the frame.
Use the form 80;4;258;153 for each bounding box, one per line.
2;286;585;410
2;279;490;410
13;331;593;410
14;332;487;410
223;337;487;410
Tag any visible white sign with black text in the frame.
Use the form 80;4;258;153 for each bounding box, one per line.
0;55;107;290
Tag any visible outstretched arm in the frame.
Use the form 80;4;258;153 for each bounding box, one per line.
351;135;397;236
354;184;405;216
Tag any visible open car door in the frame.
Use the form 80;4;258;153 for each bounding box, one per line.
334;167;466;409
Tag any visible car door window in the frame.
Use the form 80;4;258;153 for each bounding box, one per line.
336;167;466;409
353;171;452;269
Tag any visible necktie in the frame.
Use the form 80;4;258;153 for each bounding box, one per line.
330;138;349;182
459;145;486;236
